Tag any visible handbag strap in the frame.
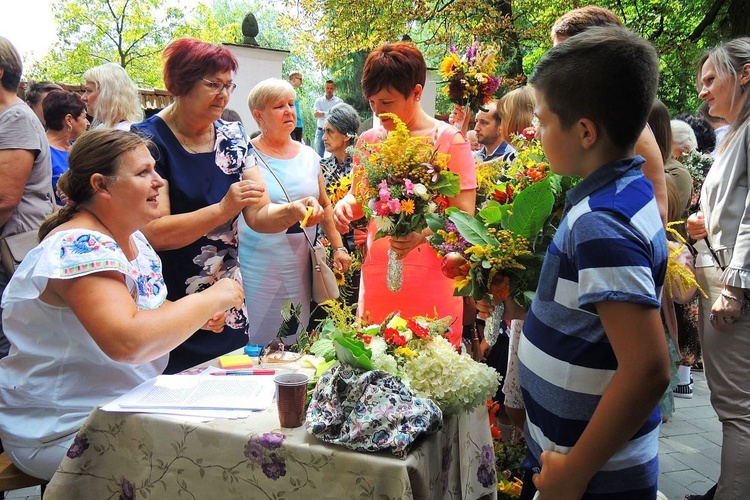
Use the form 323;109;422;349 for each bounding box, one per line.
252;142;317;251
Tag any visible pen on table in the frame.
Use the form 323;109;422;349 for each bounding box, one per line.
211;370;276;376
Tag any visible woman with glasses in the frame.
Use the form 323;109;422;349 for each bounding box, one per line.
132;39;323;373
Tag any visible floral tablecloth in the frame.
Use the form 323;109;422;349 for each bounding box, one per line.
45;401;497;499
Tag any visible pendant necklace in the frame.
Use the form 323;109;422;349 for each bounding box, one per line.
171;107;214;154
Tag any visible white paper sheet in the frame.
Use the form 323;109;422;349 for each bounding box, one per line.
101;371;276;417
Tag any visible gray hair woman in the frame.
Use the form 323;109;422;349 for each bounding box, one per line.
240;78;351;346
0;36;55;359
321;103;360;185
670;119;698;158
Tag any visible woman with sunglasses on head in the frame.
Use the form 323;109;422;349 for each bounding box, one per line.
132;39;322;374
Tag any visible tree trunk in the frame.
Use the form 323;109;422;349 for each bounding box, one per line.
727;0;750;38
491;0;524;79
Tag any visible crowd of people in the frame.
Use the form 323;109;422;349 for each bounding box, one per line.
0;5;749;499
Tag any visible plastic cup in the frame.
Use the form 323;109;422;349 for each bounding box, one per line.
274;373;309;428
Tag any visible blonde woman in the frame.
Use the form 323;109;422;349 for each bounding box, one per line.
82;63;143;130
496;86;536;157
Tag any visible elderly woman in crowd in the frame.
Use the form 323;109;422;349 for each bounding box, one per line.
133;40;322;373
321;103;361;249
43;90;89;204
0;36;55;360
686;37;750;500
24;81;61;128
0;129;245;480
83;62;143;130
333;41;476;325
240;78;350;346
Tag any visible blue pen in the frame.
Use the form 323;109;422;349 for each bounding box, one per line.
210;369;276;376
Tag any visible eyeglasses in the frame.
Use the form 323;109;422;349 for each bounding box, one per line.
259;339;301;365
200;78;237;95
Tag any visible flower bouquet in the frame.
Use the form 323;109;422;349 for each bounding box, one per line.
428;129;577;310
352;113;461;291
679;149;713;210
439;41;502;114
308;302;500;416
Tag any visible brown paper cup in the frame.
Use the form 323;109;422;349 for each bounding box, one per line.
274;373;309;428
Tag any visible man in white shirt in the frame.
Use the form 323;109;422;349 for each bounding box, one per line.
313;80;343;157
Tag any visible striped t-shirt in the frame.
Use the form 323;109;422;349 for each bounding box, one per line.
519;157;667;499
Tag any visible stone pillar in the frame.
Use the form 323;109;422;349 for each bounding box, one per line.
224;44;289;132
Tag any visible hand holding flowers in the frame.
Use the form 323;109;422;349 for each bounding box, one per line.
439;41;502;114
351;113;461;290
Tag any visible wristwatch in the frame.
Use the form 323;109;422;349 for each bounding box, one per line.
334;247;349;254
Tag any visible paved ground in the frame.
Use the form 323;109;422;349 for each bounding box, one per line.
658;369;721;500
5;371;722;500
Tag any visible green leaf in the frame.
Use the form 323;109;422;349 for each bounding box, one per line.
432;172;461;196
332;331;375;371
506;177;555;240
446;208;496;246
478;201;509;225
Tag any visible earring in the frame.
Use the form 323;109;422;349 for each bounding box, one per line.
742;84;747;95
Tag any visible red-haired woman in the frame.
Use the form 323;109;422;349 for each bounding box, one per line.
333;41;477;325
132;38;322;373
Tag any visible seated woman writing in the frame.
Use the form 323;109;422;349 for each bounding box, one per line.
0;129;245;481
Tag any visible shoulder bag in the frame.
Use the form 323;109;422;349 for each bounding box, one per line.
0;230;38;276
252;149;340;303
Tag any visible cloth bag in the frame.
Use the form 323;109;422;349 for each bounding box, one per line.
0;230;38;276
253;149;339;303
306;364;443;458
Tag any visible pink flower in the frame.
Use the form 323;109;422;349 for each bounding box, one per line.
387;198;401;214
379;180;391;201
375;200;391;216
404;179;414;195
424;163;439;182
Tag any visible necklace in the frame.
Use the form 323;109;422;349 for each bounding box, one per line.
257;135;292;158
170;106;214;154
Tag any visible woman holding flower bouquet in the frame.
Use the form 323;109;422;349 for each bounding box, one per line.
333;41;477;326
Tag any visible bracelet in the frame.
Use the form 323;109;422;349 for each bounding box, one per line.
334;247;349;254
720;291;744;303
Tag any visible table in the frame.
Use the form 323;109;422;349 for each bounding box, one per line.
44;361;497;500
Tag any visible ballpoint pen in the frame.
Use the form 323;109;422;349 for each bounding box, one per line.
210;369;276;376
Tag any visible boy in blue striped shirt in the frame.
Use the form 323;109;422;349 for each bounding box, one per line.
519;26;670;499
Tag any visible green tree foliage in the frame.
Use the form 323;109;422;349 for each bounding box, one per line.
285;0;749;116
28;0;187;87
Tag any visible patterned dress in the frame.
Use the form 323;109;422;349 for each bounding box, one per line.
132;117;252;373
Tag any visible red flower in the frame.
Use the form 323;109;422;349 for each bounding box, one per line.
491;184;514;204
406;319;430;339
522;127;537;140
445;326;462;349
362;335;372;344
489;274;511;301
384;327;407;347
434;196;449;211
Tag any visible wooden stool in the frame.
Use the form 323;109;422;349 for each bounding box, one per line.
0;451;47;498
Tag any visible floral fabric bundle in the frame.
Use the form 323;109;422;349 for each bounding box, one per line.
309;308;500;416
306;364;442;458
439;41;502;114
